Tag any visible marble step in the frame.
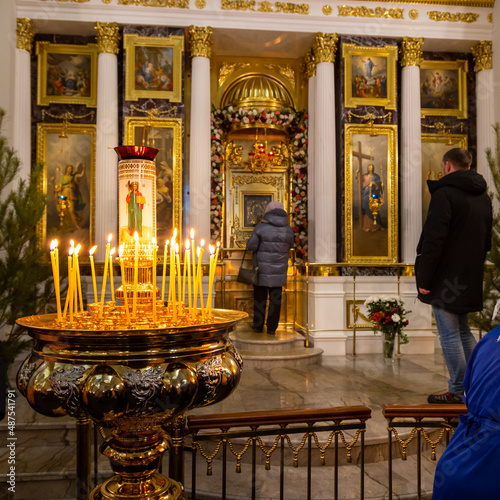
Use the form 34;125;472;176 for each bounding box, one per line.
237;347;324;368
230;329;305;352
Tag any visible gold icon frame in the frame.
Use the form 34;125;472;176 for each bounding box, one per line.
36;122;96;252
36;42;98;107
420;60;468;119
124;34;184;102
124;117;183;243
342;44;398;110
344;123;398;264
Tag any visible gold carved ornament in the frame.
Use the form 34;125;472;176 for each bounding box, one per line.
347;110;392;127
409;9;418;19
41;0;89;2
264;64;295;89
312;33;338;65
95;22;121;54
117;0;189;7
400;37;423;67
17;18;35;53
189;26;213;58
422;121;464;138
41;110;95;138
196;0;206;7
218;62;251;87
305;49;316;79
488;13;493;22
337;6;404;19
130;104;178;117
220;0;308;14
427;11;479;23
472;41;492;72
322;4;332;15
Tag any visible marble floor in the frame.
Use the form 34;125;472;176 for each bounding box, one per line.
2;329;452;499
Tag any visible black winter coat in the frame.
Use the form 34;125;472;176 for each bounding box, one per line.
416;169;492;314
246;208;294;287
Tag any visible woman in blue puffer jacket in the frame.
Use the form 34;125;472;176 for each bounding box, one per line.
246;201;294;335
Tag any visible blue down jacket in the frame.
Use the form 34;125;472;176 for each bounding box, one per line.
246;208;294;288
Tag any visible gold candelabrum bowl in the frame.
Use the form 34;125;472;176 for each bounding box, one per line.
16;308;247;500
368;195;384;226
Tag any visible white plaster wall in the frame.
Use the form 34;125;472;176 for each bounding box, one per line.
0;1;16;144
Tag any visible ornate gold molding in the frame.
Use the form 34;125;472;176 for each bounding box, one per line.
488;13;493;22
220;0;308;13
472;41;492;72
189;26;213;58
117;0;189;7
338;5;404;19
409;9;419;19
264;64;295;89
196;0;206;7
95;22;121;54
400;37;423;67
42;0;90;2
305;49;316;79
312;33;338;65
322;4;332;14
427;10;479;22
218;62;251;87
16;18;34;53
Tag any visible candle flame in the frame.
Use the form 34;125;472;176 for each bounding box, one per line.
75;244;81;255
50;240;56;251
200;239;205;248
70;240;75;249
170;237;175;247
134;232;139;243
119;245;124;258
175;243;179;254
107;234;113;243
217;241;220;248
152;237;157;246
190;228;195;239
185;239;190;250
173;227;178;239
54;239;59;249
69;247;74;256
89;245;97;256
110;247;116;256
165;240;169;247
209;244;215;255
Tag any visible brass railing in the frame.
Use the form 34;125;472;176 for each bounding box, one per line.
183;407;371;500
383;404;465;500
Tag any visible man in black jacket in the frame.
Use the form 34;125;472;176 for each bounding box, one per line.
416;148;492;404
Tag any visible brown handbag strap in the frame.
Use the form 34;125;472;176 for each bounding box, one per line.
241;249;248;266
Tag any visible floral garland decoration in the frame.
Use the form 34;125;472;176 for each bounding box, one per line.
210;106;308;262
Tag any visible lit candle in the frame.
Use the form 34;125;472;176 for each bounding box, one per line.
50;240;62;321
161;240;168;303
99;234;112;318
196;240;205;317
175;243;181;305
152;237;157;323
169;236;175;305
118;245;131;323
89;245;98;303
74;244;83;313
133;231;139;319
182;239;189;305
186;240;192;313
109;247;116;303
67;247;74;322
190;229;195;307
206;245;215;317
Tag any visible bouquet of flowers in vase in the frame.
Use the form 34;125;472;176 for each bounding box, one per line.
364;296;410;357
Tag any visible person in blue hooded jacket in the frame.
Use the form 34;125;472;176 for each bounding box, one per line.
246;201;294;335
433;327;500;499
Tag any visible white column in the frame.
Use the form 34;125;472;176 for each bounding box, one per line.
312;33;337;263
493;4;500;124
0;4;16;145
13;19;34;180
95;23;120;260
473;41;495;191
400;38;424;264
306;49;316;262
189;26;212;253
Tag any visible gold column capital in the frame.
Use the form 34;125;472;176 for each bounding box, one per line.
400;37;424;67
472;40;492;72
305;49;316;79
312;33;338;64
95;22;121;54
189;26;213;58
16;18;34;53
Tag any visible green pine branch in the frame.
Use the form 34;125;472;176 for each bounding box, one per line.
0;108;55;367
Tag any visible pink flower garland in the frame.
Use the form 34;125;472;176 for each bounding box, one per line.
210;107;308;262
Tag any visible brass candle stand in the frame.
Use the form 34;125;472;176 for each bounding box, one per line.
16;308;246;500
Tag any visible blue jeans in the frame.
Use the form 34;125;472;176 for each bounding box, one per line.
433;306;477;395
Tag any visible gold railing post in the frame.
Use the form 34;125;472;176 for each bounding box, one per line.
397;266;401;356
168;414;186;485
76;415;91;500
305;262;309;347
352;266;357;357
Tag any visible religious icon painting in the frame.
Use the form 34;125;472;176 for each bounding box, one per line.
36;42;98;107
123;34;184;102
124;117;183;246
342;44;398;110
420;60;468;119
36;123;96;254
344;123;398;264
421;134;467;224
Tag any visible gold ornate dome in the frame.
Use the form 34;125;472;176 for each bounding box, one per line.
220;74;294;111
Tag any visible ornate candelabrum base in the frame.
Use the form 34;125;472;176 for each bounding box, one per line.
16;309;246;500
